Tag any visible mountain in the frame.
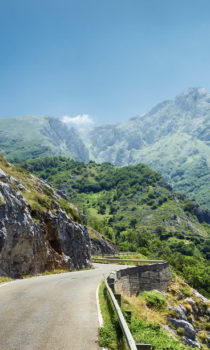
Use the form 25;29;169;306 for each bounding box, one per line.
18;156;210;297
80;88;210;209
0;88;210;209
0;115;89;162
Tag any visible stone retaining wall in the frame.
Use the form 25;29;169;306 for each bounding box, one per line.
109;263;171;296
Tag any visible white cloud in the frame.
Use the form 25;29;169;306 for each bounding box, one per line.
61;114;94;126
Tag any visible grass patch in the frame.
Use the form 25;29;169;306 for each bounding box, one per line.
57;198;81;223
93;258;133;266
98;282;127;350
0;267;94;283
0;277;14;283
119;253;147;260
23;269;70;278
129;318;193;350
23;191;52;214
23;267;93;278
92;257;153;266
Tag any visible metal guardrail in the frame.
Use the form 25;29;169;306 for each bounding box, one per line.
98;256;165;349
93;257;165;264
105;275;153;350
105;278;138;350
119;252;138;255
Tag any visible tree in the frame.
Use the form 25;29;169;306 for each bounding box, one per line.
130;218;137;229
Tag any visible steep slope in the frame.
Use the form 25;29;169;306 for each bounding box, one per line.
0;115;89;162
81;88;210;209
0;156;91;277
120;276;210;349
19;157;210;297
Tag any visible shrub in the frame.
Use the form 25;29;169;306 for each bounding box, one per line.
139;290;167;310
23;192;52;214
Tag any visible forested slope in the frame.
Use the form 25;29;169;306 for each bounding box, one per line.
19;156;210;297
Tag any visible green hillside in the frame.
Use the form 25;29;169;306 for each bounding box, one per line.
18;156;210;297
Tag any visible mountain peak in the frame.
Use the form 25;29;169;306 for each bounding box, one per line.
174;87;210;111
179;87;209;97
177;87;209;99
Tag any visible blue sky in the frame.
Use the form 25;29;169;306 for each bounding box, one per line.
0;0;210;125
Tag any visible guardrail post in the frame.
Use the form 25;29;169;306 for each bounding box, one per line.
109;282;115;292
136;344;152;350
107;277;115;292
114;293;121;306
124;310;132;323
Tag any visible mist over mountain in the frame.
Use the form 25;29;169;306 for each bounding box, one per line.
0;87;209;209
0;115;89;162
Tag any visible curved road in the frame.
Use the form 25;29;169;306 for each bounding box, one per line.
0;263;125;350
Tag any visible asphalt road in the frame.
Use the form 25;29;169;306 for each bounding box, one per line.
0;263;125;350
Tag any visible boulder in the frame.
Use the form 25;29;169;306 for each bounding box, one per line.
168;305;187;320
0;169;7;179
170;318;196;339
185;297;199;314
182;336;201;348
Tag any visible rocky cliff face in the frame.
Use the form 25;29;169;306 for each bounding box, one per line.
90;236;117;256
43;117;89;162
0;159;91;277
167;279;210;348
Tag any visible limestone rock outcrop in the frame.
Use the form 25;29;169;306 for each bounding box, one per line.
0;161;91;277
167;282;210;348
90;233;117;255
